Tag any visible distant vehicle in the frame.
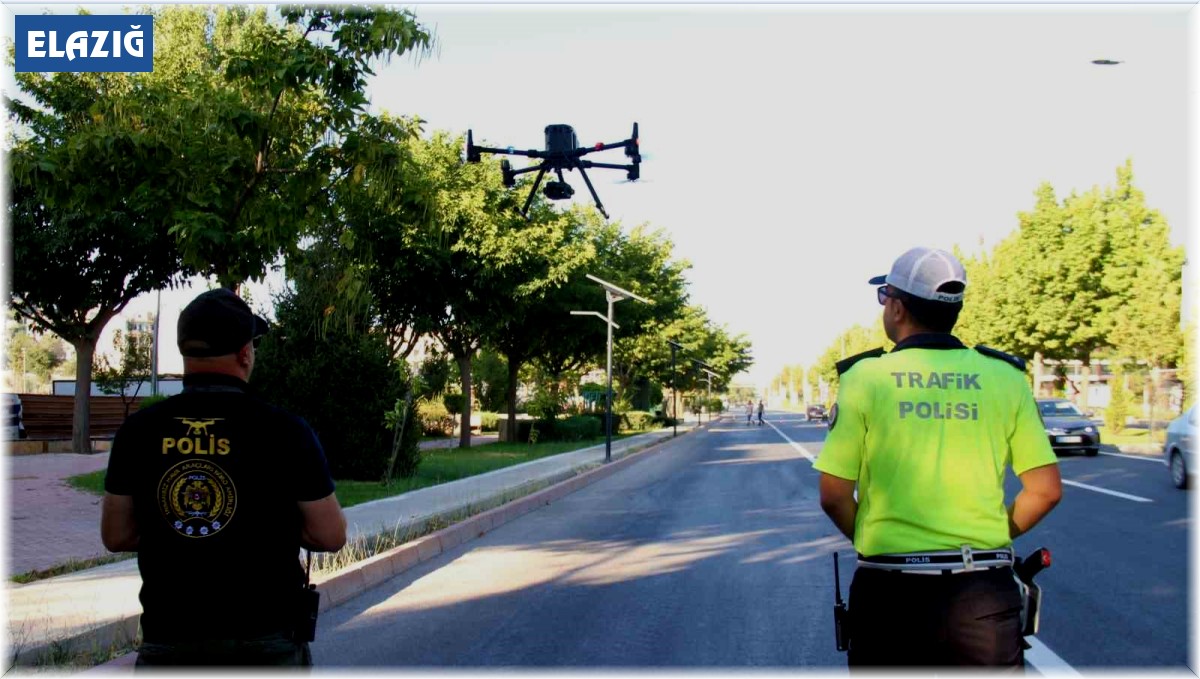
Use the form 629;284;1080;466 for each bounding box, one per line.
806;404;828;422
3;394;26;440
1165;406;1196;489
1036;398;1099;457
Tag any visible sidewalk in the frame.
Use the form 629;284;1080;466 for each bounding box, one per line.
5;422;699;667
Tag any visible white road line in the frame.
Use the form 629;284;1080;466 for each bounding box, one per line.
1062;479;1153;503
764;420;816;464
1100;451;1166;464
1025;636;1082;676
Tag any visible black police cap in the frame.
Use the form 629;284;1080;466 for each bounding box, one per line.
177;289;269;358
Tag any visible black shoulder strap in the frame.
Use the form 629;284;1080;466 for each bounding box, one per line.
974;344;1027;372
836;347;885;376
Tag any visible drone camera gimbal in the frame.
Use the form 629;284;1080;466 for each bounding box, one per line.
465;122;641;219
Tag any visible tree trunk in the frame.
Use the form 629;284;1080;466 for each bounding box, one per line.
505;358;521;443
1032;352;1044;398
1149;366;1160;436
1078;359;1091;413
384;389;414;485
456;353;473;449
72;338;96;454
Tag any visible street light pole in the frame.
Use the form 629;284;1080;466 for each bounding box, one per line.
151;290;161;397
605;292;616;462
667;340;682;437
702;368;718;423
575;274;652;464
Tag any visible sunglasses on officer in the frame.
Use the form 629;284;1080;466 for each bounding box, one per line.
252;335;264;348
877;285;899;305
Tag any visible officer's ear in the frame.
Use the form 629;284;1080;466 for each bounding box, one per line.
236;341;254;369
885;294;906;322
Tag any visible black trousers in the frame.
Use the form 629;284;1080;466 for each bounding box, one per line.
134;632;312;669
847;566;1025;670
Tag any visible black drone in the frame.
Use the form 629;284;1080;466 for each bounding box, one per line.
465;122;641;219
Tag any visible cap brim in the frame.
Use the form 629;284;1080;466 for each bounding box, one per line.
253;315;269;337
868;275;887;285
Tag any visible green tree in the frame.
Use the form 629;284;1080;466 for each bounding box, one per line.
416;349;454;400
483;205;594;441
1179;321;1196;411
251;244;416;480
471;347;509;414
8;63;190;451
1105;360;1133;434
810;321;890;402
150;6;433;287
5;319;67;392
93;329;154;417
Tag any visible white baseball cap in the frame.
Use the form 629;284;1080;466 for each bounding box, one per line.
868;247;967;303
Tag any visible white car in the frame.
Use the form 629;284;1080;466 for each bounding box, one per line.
1165;406;1196;489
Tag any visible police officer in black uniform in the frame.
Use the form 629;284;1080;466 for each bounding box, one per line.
101;289;347;667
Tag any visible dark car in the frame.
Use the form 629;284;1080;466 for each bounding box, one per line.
1037;398;1100;456
806;404;828;422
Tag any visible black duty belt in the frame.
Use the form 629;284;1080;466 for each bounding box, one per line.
857;546;1014;575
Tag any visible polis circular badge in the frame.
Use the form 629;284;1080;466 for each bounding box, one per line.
157;459;237;538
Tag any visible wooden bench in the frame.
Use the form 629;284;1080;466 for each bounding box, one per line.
16;394;146;441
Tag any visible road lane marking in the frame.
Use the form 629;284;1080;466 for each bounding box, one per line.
764;420;816;464
1025;636;1081;676
1061;479;1153;503
1100;451;1166;464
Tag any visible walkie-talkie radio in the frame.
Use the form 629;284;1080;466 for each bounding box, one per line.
833;552;850;651
294;549;320;643
1014;547;1051;637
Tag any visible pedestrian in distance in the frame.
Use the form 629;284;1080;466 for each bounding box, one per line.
813;246;1062;669
746;400;754;426
756;399;765;426
101;289;348;668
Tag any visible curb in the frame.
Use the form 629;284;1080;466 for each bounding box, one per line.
78;421;712;671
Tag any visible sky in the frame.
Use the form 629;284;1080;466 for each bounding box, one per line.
2;2;1196;389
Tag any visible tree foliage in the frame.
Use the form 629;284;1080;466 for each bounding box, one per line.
251;243;417;481
93;329;154;417
813;162;1185;411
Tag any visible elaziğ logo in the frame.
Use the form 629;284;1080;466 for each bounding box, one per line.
15;14;153;73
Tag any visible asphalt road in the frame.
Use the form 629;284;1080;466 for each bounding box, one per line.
313;411;1190;671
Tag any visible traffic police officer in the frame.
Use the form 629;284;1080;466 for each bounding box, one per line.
101;289;347;666
813;246;1063;668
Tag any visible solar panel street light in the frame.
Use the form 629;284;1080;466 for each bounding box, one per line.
578;274;653;462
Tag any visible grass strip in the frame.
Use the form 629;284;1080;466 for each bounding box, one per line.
334;431;647;508
65;469;106;495
9;553;135;584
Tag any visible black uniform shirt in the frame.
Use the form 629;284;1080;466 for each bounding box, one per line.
104;372;335;643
